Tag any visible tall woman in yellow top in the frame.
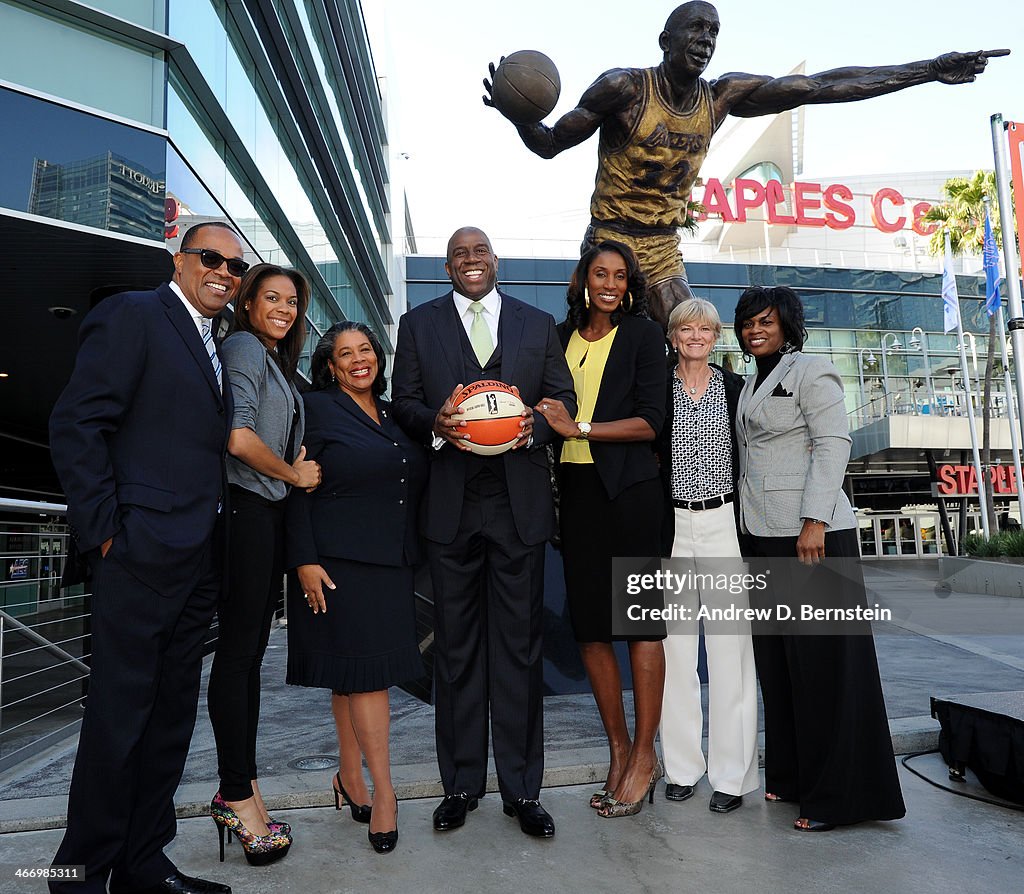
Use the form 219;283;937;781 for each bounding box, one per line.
536;240;667;818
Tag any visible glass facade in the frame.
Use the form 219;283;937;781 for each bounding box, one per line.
1;86;167;239
165;0;385;342
0;1;165;126
1;0;395;480
2;0;393;364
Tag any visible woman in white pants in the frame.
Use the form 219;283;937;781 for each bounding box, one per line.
657;299;759;813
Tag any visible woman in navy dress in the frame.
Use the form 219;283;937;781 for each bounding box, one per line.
286;321;427;854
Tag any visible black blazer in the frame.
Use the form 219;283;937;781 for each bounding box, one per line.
285;389;427;569
391;290;576;546
49;284;231;596
656;362;744;555
556;314;667;500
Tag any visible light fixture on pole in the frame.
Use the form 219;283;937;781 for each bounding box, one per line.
857;348;877;422
960;331;983;407
909;327;937;411
879;333;902;415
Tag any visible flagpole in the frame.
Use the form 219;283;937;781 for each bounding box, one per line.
991;114;1024;473
946;230;990;538
983;193;1024;521
997;309;1023;515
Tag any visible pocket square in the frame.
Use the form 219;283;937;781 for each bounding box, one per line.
770;382;793;397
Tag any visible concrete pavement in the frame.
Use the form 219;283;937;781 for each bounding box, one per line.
0;559;1022;891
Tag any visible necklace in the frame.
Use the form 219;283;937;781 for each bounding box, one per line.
677;366;709;395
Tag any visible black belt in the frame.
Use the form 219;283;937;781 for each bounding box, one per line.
672;492;735;512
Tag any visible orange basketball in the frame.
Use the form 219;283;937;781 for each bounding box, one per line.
452;380;525;456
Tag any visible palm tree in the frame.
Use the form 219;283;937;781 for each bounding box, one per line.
921;171;1001;256
921;171;1002;535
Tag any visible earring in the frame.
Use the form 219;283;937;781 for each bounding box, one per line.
779;341;796;354
584;287;591;309
621;291;632;312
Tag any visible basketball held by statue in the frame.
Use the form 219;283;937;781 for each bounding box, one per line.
489;50;560;125
452;380;526;455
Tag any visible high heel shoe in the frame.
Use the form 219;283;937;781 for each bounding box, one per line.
589;789;609;809
211;793;291;866
333;771;371;823
598;760;664;819
368;797;399;854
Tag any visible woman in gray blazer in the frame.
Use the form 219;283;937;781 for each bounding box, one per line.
733;286;905;832
208;265;321;863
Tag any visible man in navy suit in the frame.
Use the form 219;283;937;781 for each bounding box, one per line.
48;223;247;894
391;226;575;838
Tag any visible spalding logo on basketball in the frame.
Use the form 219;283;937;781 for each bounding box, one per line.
490;50;561;125
452;380;525;456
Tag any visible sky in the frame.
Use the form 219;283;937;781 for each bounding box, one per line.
362;0;1023;252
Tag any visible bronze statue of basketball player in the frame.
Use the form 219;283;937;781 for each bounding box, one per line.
484;1;1008;328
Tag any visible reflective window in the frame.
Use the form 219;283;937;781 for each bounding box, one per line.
0;86;166;239
0;1;164;126
86;0;165;30
166;1;379;331
290;0;384;245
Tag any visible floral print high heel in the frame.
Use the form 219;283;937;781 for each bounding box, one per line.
211;792;292;866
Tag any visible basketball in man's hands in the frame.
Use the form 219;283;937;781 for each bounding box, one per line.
452;381;526;455
490;50;560;125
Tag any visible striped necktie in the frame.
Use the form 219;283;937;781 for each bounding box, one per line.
468;301;493;366
200;318;223;391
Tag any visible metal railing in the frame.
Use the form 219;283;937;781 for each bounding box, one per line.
0;499;90;772
0;498;280;773
850;388;1021;428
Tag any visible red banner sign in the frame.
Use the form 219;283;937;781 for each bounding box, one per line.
1007;121;1024;278
693;178;936;235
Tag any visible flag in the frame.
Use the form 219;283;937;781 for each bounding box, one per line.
942;235;960;333
983;209;1001;316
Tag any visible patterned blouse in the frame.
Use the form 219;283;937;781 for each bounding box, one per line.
670;367;733;502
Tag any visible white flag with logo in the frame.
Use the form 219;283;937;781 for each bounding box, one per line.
942;238;960;333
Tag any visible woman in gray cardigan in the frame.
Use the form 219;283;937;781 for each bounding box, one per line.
207;264;321;865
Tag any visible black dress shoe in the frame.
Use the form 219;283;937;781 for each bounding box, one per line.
502;798;555;838
709;791;743;813
665;783;695;802
137;870;231;894
432;792;478;831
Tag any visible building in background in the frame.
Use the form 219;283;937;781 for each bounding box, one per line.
0;0;401;499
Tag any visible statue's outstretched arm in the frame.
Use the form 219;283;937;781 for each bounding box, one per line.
724;49;1009;118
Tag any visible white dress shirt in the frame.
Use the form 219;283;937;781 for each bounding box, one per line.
168;280;211;336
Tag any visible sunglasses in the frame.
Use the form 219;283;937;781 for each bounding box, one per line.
180;248;250;278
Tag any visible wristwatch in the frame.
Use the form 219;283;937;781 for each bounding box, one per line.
577;421;592;440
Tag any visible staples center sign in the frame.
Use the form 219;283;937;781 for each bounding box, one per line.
935;464;1019;497
692;178;937;235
